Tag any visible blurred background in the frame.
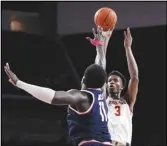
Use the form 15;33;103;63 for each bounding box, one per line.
1;1;166;146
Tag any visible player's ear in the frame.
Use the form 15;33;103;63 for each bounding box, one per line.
120;84;124;91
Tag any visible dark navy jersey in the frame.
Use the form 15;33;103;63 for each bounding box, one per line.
67;89;111;145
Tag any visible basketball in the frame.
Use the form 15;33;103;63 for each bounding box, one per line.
94;7;117;31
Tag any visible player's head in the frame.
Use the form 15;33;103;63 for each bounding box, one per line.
82;64;107;89
107;70;126;94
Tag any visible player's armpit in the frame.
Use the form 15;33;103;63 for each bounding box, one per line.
51;90;88;105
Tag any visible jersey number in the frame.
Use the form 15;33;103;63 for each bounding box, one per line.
99;102;107;121
115;105;121;116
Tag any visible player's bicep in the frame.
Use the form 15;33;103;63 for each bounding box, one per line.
51;90;85;105
127;78;139;106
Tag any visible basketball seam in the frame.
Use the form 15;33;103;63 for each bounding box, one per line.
106;11;112;29
106;11;115;30
102;10;111;30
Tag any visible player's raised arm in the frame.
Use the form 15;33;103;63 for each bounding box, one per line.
86;27;113;70
86;27;113;98
124;28;139;108
4;63;87;105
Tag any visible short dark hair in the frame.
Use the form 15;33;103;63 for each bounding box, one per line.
83;64;107;88
108;70;126;88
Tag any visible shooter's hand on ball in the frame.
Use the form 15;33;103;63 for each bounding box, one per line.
4;63;19;86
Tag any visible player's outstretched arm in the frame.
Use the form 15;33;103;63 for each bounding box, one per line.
4;63;87;105
124;28;139;108
86;27;113;70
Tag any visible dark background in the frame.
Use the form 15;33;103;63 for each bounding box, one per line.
1;2;166;146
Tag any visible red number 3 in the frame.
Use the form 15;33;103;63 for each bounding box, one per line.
115;106;121;116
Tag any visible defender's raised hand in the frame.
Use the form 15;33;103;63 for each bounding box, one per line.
4;63;19;86
86;26;113;47
86;26;104;46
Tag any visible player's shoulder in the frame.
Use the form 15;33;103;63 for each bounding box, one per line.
67;89;81;96
67;89;79;93
67;89;89;102
80;89;93;96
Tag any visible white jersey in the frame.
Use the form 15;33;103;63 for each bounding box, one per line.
106;97;133;145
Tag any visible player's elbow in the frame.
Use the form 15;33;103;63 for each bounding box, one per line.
131;75;139;83
131;69;139;79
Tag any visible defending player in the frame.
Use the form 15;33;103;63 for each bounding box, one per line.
4;63;112;146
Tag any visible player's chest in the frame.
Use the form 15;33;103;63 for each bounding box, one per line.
106;100;130;117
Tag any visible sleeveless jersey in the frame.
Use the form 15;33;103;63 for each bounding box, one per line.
67;89;111;145
106;97;133;145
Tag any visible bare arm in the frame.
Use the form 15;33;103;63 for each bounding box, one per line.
86;28;113;97
86;27;113;70
4;63;86;105
16;81;85;105
51;89;87;105
95;29;113;97
95;45;106;70
124;28;139;108
95;28;113;70
95;36;110;70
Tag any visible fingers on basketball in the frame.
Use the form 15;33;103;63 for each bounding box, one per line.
96;26;102;38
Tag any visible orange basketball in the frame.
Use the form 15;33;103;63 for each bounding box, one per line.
94;7;117;31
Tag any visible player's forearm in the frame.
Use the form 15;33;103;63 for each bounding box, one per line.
95;46;106;70
103;37;110;56
125;47;139;79
95;38;110;70
16;80;55;104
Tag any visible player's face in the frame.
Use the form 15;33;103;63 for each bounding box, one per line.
107;75;123;93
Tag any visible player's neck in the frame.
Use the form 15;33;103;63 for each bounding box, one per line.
109;92;121;99
81;84;86;90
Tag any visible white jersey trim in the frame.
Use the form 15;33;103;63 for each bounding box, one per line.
79;140;112;146
69;89;95;115
87;88;102;91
